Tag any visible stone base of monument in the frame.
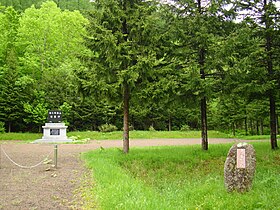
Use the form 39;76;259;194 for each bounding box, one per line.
34;123;72;143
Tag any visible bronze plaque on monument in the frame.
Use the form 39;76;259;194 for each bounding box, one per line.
48;110;62;122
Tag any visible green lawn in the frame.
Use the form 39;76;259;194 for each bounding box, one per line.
69;130;231;140
0;130;276;142
82;142;280;210
0;130;230;142
0;132;42;142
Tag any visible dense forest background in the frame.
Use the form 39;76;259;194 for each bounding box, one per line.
0;0;279;138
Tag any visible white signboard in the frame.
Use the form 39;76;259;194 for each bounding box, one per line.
237;149;246;169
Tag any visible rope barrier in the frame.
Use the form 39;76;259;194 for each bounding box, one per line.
0;145;54;169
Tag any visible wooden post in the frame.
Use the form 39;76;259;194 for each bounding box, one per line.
54;144;58;168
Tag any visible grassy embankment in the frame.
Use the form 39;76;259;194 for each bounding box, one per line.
82;142;280;209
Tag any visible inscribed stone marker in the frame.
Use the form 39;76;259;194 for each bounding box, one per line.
224;143;256;192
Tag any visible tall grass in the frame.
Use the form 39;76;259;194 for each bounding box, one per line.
82;142;280;209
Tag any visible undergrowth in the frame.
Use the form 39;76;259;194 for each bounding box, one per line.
82;142;280;210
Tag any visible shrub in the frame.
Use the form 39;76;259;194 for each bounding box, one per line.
98;124;118;132
0;122;5;133
149;126;156;131
180;124;191;131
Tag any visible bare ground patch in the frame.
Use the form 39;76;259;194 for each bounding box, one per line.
0;143;90;209
0;138;247;209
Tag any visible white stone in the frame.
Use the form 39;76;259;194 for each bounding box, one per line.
237;142;248;148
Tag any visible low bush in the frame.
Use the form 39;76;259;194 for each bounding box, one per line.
98;124;118;132
180;124;190;131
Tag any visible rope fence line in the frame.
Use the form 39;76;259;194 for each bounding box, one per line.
0;145;54;169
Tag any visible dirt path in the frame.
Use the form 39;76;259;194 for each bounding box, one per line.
0;138;261;209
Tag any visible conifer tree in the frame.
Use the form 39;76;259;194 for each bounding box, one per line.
232;0;280;149
84;0;159;153
162;0;235;150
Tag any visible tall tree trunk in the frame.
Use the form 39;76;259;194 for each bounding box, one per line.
198;0;208;150
121;0;130;153
199;47;208;150
168;116;172;131
245;117;248;135
250;120;253;135
277;115;279;135
264;0;278;149
260;119;264;135
269;96;278;149
8;121;11;133
256;120;259;135
232;122;235;136
123;82;129;153
201;96;208;150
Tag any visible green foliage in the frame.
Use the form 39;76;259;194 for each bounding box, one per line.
180;124;190;131
23;103;48;124
0;0;279;136
23;90;48;127
0;6;19;68
0;67;27;132
84;0;159;91
17;1;89;78
0;0;93;11
98;124;118;133
82;143;280;209
0;7;23;131
0;121;5;133
81;0;162;144
59;102;72;124
0;1;91;132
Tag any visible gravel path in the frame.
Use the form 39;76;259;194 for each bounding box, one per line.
0;138;260;209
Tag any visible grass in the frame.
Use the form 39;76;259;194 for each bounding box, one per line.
69;130;231;140
0;132;42;142
82;142;280;210
0;130;230;142
0;130;276;142
236;134;274;140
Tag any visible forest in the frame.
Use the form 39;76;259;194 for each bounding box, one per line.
0;0;279;146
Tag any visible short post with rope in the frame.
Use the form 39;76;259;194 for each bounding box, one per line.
54;144;58;169
1;145;54;169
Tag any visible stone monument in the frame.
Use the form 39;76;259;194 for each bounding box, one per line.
224;143;256;192
34;110;72;143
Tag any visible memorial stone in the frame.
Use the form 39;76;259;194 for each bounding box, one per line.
224;143;256;192
34;110;72;143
